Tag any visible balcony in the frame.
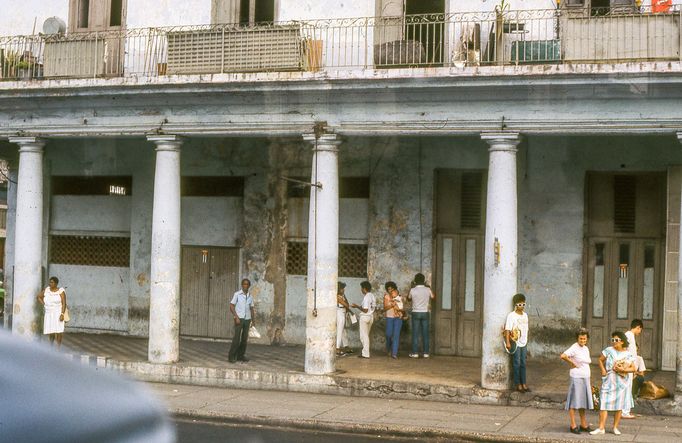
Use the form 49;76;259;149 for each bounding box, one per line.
0;6;680;82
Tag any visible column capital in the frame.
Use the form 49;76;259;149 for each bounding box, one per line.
147;135;183;151
303;133;342;152
9;137;46;152
481;132;521;152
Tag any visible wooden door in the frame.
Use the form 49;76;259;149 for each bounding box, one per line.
433;168;486;356
180;247;210;337
585;239;662;368
180;246;240;338
207;248;239;339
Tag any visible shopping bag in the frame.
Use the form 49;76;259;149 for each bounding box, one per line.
248;324;261;339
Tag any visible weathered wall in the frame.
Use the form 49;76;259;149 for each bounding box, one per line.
520;135;681;358
126;0;211;27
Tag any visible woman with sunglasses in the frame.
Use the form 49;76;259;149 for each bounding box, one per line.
590;331;637;436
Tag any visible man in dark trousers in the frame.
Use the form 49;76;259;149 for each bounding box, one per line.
229;278;256;363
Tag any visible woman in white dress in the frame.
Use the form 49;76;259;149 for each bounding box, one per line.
37;276;67;348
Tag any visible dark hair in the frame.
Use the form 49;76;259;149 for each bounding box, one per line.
413;273;425;285
631;319;643;329
49;276;59;285
612;331;629;348
512;293;526;305
576;328;589;339
360;281;372;291
241;278;251;285
384;281;397;292
338;281;346;291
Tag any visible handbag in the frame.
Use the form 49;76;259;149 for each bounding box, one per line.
62;307;70;323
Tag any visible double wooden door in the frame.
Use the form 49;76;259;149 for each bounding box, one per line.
180;246;240;339
585;238;662;368
434;234;484;356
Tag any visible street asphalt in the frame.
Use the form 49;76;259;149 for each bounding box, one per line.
151;382;682;442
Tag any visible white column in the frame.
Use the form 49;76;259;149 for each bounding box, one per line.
9;137;45;338
675;132;682;396
303;133;340;375
3;160;18;329
480;132;520;390
147;135;182;364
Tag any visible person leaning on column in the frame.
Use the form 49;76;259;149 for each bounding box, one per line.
228;278;256;363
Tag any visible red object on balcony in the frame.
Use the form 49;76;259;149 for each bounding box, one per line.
652;0;672;13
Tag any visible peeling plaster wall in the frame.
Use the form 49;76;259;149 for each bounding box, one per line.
520;136;681;358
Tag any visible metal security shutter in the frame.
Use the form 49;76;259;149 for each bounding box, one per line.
166;25;303;75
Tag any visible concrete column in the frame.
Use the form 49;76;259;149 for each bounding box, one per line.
675;132;682;396
147;135;182;364
480;132;520;390
3;160;18;329
303;133;340;375
9;137;45;338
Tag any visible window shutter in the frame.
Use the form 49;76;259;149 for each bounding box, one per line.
613;175;636;233
460;172;483;230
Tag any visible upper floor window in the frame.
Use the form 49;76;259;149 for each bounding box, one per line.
212;0;275;25
70;0;126;32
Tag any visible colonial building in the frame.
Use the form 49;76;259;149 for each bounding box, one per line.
1;0;680;392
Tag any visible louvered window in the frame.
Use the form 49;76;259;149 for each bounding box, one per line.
460;172;483;230
613;175;636;233
51;235;130;267
286;242;368;278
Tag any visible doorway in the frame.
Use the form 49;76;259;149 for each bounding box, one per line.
433;169;486;356
180;246;240;339
584;172;665;368
405;0;446;65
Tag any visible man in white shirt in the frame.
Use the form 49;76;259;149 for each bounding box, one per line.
407;273;435;358
505;293;530;392
622;319;643;419
352;281;376;358
229;278;256;363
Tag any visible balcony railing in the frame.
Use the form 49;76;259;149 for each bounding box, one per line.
1;6;681;81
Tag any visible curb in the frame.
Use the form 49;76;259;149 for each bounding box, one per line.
172;410;578;443
70;352;682;417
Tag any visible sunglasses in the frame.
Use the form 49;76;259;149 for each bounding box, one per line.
515;303;526;307
610;338;622;343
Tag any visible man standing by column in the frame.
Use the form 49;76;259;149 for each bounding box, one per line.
352;281;376;359
622;319;643;419
229;278;256;363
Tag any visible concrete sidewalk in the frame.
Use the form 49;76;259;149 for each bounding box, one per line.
62;333;679;416
152;382;682;443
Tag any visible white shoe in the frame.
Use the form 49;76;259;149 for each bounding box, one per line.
590;428;605;435
613;428;621;435
409;353;419;358
422;353;430;358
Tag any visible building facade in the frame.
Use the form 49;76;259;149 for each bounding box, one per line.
1;0;681;391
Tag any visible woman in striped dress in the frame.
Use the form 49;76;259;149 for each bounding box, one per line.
590;331;636;436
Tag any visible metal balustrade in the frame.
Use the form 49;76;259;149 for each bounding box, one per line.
1;6;681;81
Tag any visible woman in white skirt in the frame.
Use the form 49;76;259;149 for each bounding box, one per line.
37;276;67;348
560;328;594;434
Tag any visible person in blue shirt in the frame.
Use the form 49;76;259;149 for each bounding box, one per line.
228;278;256;363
